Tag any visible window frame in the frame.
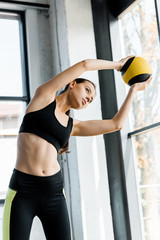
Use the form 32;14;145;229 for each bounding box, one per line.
127;0;160;138
0;8;30;103
0;9;30;204
110;0;160;239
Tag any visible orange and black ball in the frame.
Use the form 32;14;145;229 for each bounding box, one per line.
120;57;152;86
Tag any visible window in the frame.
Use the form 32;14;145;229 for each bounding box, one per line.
0;10;29;202
119;0;160;239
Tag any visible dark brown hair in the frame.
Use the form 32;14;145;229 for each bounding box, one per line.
58;78;96;155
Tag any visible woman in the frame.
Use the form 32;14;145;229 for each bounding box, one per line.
3;56;152;240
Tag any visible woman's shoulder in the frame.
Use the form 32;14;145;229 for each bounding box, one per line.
25;89;56;115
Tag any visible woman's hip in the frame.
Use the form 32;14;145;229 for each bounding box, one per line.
8;168;64;197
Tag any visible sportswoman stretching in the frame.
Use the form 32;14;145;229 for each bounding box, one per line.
3;56;151;240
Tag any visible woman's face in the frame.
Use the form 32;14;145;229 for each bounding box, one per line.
69;81;96;109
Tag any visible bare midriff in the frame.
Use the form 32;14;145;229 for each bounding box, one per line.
15;132;61;176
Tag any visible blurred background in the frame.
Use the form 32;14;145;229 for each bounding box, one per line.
0;0;160;239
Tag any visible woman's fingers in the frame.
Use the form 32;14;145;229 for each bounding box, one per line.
133;75;152;91
145;75;152;87
118;55;135;71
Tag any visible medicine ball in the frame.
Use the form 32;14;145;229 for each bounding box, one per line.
120;56;152;86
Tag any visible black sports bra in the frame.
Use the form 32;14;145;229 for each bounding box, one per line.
19;99;73;152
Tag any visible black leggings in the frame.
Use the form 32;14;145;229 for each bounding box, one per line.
3;168;71;240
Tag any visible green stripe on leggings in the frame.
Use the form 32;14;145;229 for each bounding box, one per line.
3;188;17;240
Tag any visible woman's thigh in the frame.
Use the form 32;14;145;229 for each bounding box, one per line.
3;188;36;240
38;194;71;240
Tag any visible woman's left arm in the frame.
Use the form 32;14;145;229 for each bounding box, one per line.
71;77;152;137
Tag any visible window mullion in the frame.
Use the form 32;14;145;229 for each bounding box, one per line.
0;96;28;101
128;122;160;138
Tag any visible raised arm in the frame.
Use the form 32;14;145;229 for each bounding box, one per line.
36;57;132;96
71;76;152;137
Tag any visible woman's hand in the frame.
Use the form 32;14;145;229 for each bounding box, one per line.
130;76;152;91
117;55;135;71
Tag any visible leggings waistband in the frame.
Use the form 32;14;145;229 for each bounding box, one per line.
9;168;64;196
13;168;62;181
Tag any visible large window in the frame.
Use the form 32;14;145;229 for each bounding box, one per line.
119;0;160;239
0;10;29;202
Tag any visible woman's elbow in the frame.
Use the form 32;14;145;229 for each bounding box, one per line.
115;124;123;131
114;119;123;131
82;59;90;71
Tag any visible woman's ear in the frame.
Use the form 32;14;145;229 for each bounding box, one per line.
70;80;77;89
